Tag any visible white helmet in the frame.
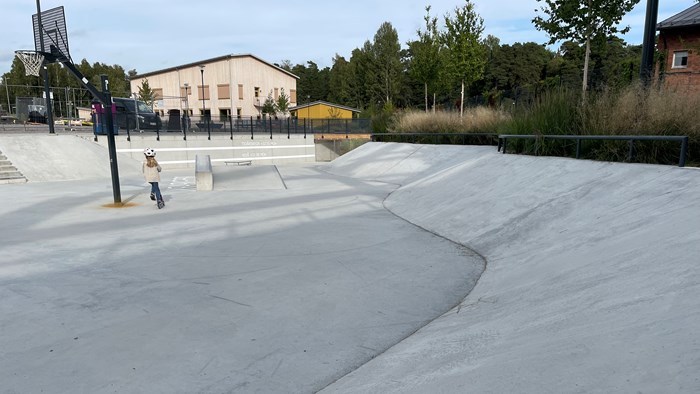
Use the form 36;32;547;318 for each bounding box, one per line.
143;148;156;157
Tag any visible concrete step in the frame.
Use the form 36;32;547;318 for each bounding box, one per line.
0;170;24;178
0;176;27;184
0;165;17;171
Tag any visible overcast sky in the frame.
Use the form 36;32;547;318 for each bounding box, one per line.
0;0;695;77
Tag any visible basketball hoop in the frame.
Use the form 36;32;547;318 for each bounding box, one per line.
15;50;46;77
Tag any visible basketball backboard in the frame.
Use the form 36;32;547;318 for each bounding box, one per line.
32;6;70;62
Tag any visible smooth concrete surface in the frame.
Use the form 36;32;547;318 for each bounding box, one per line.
0;139;483;393
1;138;698;393
321;143;700;393
0;135;142;182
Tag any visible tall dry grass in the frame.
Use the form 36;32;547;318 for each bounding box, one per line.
584;83;700;136
391;107;510;134
387;85;699;165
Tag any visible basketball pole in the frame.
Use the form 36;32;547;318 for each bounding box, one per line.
35;0;56;134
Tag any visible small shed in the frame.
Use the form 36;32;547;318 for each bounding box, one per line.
657;4;700;91
289;101;361;119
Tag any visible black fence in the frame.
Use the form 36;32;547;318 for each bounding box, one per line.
106;115;372;141
499;134;690;167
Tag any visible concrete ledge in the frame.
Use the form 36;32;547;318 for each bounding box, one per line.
195;154;213;191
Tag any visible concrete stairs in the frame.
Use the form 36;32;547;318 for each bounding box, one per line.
0;152;27;184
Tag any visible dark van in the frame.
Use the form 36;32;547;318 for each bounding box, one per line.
112;97;162;131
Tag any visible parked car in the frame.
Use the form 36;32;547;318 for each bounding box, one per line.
112;97;161;131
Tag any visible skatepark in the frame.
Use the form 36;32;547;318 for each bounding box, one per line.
0;133;698;393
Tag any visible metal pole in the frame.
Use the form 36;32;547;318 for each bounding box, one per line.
100;75;121;205
679;136;688;167
4;78;10;115
35;0;55;134
199;65;210;137
132;93;140;131
183;84;189;140
640;0;660;86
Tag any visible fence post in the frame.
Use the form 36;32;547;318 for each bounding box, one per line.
250;116;254;140
628;140;635;163
679;136;688;167
576;139;581;159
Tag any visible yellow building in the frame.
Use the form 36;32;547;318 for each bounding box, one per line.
289;101;361;119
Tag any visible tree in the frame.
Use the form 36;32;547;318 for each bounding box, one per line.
137;79;156;109
262;90;276;118
328;54;352;105
408;6;443;112
533;0;640;98
348;43;375;109
441;0;487;117
371;22;403;106
276;88;290;117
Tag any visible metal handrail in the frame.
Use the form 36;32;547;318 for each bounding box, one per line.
498;134;690;167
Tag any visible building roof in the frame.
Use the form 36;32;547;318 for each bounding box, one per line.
289;100;361;113
657;3;700;30
132;53;299;80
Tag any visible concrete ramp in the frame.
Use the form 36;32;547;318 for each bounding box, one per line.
0;135;142;182
328;142;494;185
213;164;287;190
322;142;700;393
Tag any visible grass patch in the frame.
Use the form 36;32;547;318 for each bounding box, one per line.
388;84;699;166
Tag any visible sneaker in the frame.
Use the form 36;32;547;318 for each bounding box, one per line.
150;193;156;201
157;200;165;209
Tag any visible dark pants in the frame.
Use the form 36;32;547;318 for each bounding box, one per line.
149;182;163;202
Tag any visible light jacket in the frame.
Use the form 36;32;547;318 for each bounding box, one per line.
143;161;161;182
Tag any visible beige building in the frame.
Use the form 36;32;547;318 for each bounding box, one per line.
129;54;298;120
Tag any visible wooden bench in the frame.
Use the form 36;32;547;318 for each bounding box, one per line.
224;160;252;166
195;154;213;191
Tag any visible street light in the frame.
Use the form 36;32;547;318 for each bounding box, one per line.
183;83;190;139
199;65;210;134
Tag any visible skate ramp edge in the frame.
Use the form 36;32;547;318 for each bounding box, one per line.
0;135;142;182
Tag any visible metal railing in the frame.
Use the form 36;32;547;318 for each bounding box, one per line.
498;134;690;167
93;114;373;141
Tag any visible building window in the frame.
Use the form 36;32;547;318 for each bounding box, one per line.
152;88;163;100
180;86;192;98
290;89;297;103
236;108;242;118
238;84;244;100
198;85;210;100
274;88;279;100
672;51;688;69
254;87;260;98
217;84;230;100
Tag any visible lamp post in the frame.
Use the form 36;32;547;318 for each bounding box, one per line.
1;77;11;115
640;0;659;86
199;65;210;134
132;92;140;132
183;83;190;139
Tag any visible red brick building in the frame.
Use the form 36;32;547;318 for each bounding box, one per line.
657;4;700;92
